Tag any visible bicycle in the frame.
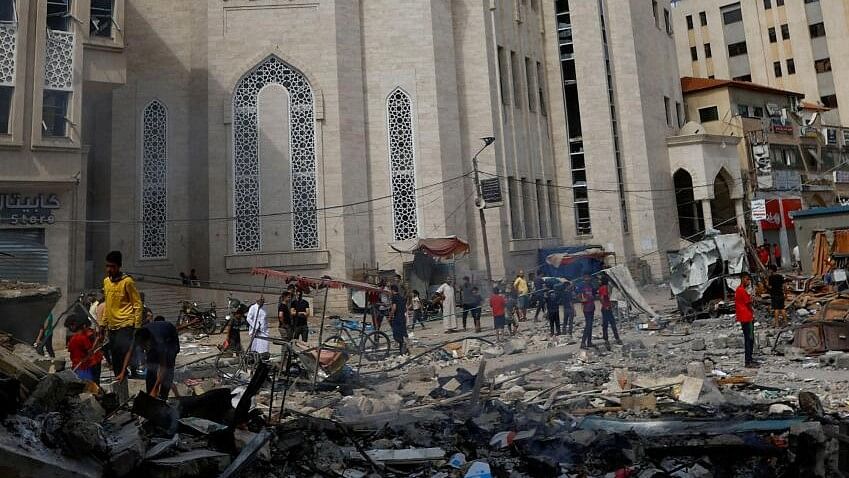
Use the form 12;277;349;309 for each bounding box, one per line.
176;300;219;335
321;317;392;362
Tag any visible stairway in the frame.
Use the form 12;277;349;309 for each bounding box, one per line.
136;281;190;321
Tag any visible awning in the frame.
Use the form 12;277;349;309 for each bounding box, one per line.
390;236;470;259
250;268;383;293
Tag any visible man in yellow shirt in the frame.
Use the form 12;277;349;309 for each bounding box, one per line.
100;251;143;381
513;270;529;321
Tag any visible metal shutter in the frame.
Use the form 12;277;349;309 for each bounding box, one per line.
0;229;48;283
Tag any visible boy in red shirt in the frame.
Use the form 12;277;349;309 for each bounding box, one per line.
67;316;103;384
735;272;757;368
489;287;507;342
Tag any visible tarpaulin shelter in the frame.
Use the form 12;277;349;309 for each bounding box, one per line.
537;245;608;280
390;236;470;259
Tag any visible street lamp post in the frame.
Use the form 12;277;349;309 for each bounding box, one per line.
472;137;496;289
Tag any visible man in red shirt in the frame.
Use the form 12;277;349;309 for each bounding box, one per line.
735;272;757;368
489;287;507;343
598;277;622;349
773;243;782;268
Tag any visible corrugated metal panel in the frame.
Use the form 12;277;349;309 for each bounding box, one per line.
0;229;48;283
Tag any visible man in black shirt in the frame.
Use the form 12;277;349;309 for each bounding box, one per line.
118;320;180;400
289;292;311;342
389;285;408;355
768;265;787;327
278;291;293;341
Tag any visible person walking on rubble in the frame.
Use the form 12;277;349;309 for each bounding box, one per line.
579;273;596;349
599;277;622;349
513;271;529;321
767;265;788;328
736;272;758;368
246;297;270;361
461;276;475;331
561;281;575;337
545;283;561;336
436;278;458;332
389;285;408;355
490;287;508;342
100;251;143;382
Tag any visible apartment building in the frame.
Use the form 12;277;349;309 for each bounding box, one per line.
0;0;125;306
542;0;685;279
672;0;849;126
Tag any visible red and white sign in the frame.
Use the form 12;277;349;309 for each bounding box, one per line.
759;198;802;231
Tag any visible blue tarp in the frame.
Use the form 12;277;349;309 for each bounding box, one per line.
537;245;606;280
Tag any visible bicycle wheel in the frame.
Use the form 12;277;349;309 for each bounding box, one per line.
321;335;352;354
361;331;392;361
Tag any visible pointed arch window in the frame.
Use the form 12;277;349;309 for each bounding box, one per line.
387;88;418;241
232;56;317;253
141;100;167;259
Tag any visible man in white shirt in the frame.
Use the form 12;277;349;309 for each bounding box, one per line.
246;297;269;357
436;279;458;332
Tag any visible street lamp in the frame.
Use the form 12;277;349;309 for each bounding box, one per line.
472;137;496;289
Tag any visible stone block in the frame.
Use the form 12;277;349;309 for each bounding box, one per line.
686;361;706;378
407;365;437;382
503;338;527;355
690;338;706;351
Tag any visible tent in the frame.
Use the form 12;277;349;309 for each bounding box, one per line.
537;245;609;280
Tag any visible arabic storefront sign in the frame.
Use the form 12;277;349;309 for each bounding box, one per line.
0;193;62;225
759;198;802;231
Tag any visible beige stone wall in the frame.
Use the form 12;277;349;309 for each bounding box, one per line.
673;0;849;126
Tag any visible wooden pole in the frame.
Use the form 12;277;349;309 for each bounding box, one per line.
311;284;330;391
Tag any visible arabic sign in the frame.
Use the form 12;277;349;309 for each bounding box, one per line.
751;199;767;221
769;108;793;135
759;198;802;231
0;193;62;226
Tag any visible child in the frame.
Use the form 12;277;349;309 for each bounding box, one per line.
410;290;426;330
67;316;103;385
489;287;507;342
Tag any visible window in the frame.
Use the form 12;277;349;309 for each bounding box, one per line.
664;96;671;126
821;94;838;108
699;11;707;26
232;56;318;253
498;47;509;106
690;46;698;61
804;0;819;3
686;15;693;30
507;177;521;238
753;106;764;117
90;0;113;37
809;22;826;38
727;41;748;57
0;86;11;134
698;106;719;122
708;75;715;79
733;74;752;81
0;0;14;22
387;89;419;241
786;58;795;74
704;43;712;58
547;180;559;237
768;27;777;43
535;179;547;238
664;8;672;35
676;101;684;127
41;90;69;137
511;50;521;108
764;0;771;8
536;61;546;116
780;23;790;40
814;57;831;73
47;0;71;31
776;0;784;5
140;100;168;259
521;178;535;238
737;104;749;117
652;0;659;28
722;5;743;25
525;57;535;112
774;61;782;77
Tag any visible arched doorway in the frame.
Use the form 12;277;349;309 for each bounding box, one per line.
711;169;736;233
674;169;704;239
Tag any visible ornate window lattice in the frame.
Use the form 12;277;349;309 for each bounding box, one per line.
232;56;317;252
141;100;168;259
0;23;16;86
44;30;74;91
387;89;418;241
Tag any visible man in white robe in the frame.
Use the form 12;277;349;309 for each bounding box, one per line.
246;297;269;356
436;280;458;331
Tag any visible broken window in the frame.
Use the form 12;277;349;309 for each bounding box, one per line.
42;89;69;137
47;0;71;32
90;0;113;37
0;0;15;23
